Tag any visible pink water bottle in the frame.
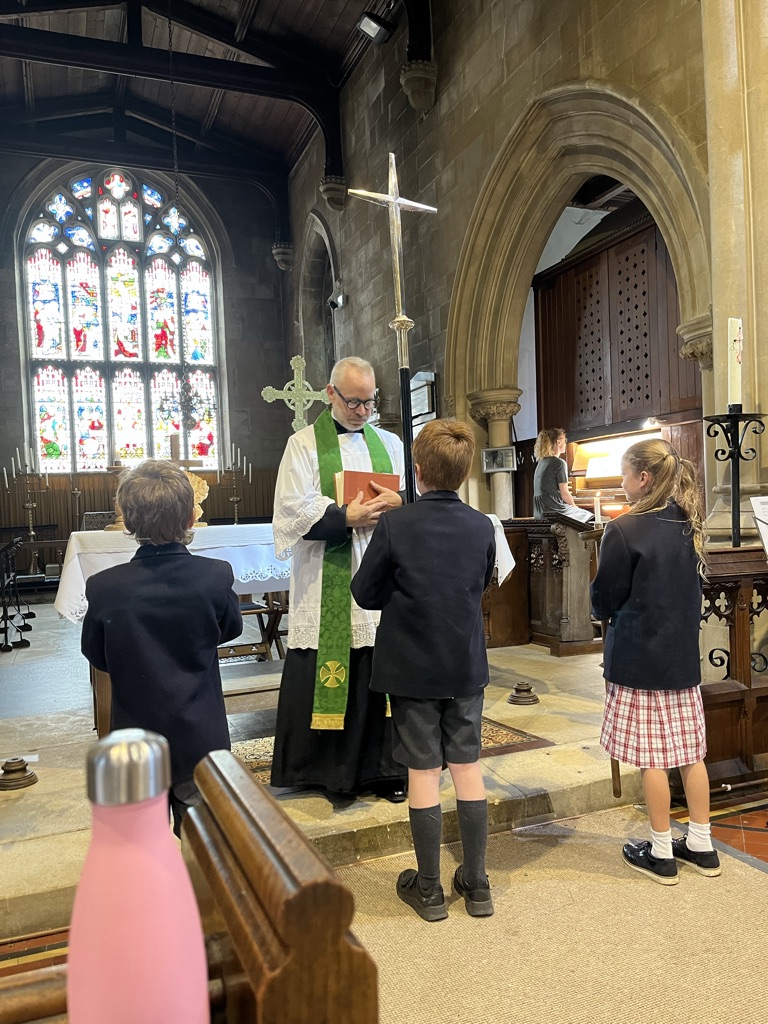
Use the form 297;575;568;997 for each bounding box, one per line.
67;729;210;1024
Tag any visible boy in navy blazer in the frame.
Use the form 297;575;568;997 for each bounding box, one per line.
81;459;242;835
352;419;496;921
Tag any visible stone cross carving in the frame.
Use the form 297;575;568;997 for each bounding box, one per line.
261;355;329;433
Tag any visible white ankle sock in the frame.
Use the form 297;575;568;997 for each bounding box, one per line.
650;827;673;860
686;820;714;853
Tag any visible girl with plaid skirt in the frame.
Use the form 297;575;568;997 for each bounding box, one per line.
591;438;720;885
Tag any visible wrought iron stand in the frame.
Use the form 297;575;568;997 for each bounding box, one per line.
704;403;765;546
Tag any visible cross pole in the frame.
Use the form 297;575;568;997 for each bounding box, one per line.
348;152;437;503
261;355;329;433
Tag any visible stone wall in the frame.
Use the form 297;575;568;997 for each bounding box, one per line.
284;0;707;425
0;159;290;472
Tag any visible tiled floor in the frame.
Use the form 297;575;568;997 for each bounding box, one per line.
673;796;768;864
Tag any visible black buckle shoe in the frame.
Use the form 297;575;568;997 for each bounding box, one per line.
672;836;721;877
453;865;494;916
374;782;407;803
396;869;447;922
622;840;679;885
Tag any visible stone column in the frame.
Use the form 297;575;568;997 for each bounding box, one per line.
677;312;716;506
467;387;522;520
700;0;768;542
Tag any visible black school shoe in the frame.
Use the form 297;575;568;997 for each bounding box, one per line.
622;840;679;885
672;836;722;877
453;865;494;916
396;869;447;922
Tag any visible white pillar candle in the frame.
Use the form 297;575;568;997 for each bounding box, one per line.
593;492;602;525
248;464;252;485
16;447;21;467
29;446;35;468
231;443;235;466
216;468;221;485
3;467;7;490
11;457;16;479
727;317;743;407
237;448;241;468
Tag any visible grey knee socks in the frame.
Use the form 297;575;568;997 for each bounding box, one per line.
457;798;488;888
409;805;442;891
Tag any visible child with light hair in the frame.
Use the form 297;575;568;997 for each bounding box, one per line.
591;438;719;884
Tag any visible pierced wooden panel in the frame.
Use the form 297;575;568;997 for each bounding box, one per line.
572;262;607;427
613;239;653;417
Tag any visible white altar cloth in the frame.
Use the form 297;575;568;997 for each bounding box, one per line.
54;524;291;623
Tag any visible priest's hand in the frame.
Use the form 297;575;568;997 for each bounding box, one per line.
346;491;390;528
369;481;403;508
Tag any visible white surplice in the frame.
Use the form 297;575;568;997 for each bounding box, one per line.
272;420;405;650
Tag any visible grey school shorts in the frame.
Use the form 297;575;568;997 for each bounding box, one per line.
389;691;484;770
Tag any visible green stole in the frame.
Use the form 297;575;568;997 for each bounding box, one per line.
312;408;393;729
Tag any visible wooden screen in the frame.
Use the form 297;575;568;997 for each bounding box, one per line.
534;219;701;433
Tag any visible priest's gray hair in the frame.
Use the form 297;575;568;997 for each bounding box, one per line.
330;356;375;386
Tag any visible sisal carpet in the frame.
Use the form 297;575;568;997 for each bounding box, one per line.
231;718;551;784
336;805;768;1024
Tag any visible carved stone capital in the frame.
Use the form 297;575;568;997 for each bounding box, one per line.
271;243;294;271
319;176;347;213
467;387;522;429
677;312;713;371
400;60;438;112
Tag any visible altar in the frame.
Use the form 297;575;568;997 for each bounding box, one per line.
54;523;290;623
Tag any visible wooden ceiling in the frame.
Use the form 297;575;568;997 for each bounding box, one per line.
0;1;428;239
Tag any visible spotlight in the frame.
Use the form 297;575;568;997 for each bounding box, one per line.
357;11;394;44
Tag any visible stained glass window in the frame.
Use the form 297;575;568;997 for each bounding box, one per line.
33;366;71;469
27;249;65;359
112;368;148;463
150;369;180;459
146;258;178;363
97;196;119;239
23;167;221;471
66;251;102;359
181;262;213;364
73;366;108;471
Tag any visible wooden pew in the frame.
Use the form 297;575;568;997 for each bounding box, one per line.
0;751;378;1024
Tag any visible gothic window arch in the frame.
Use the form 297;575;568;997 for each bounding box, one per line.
22;167;220;472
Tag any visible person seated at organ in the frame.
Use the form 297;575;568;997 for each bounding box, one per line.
532;427;579;519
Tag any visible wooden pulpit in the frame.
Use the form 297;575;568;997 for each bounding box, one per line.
504;514;602;655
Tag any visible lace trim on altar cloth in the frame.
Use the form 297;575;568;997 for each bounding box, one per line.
235;565;291;583
288;622;377;650
273;495;333;560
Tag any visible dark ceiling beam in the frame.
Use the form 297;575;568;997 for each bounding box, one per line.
0;126;291;240
402;0;433;63
0;90;114;123
142;0;329;79
0;0;121;17
233;0;258;45
0;22;344;176
0;91;287;170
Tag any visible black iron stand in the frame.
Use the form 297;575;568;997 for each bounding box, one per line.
398;364;415;504
704;404;765;547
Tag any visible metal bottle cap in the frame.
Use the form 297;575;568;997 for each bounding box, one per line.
86;729;171;806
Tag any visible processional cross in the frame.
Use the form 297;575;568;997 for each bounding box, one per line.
261;355;329;433
348;152;437;503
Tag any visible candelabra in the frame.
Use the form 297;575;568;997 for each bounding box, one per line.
704;403;765;548
218;444;251;526
3;452;49;575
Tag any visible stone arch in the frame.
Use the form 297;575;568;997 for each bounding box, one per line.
445;81;711;421
299;209;340;389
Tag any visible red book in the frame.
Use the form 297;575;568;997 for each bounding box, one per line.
335;469;400;505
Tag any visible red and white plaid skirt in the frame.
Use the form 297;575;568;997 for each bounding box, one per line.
600;683;706;769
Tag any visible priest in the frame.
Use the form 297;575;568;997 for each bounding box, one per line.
270;356;407;802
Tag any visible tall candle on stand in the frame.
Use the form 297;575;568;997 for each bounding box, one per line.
727;317;743;408
593;492;602;525
3;468;7;490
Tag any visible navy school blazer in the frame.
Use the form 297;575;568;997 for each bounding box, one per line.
351;490;496;700
81;542;243;784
